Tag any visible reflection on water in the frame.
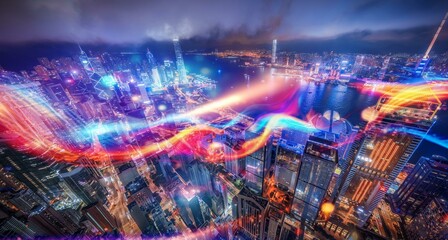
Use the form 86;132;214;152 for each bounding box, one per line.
184;54;448;163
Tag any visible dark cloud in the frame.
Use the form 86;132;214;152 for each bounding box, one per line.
0;0;447;52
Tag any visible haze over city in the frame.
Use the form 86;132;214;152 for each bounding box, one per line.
0;1;447;240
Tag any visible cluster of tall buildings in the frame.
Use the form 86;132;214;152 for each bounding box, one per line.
0;38;215;238
0;36;447;240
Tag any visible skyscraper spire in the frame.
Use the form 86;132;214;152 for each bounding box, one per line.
424;11;448;59
271;39;277;64
173;38;187;84
415;11;448;76
78;43;86;55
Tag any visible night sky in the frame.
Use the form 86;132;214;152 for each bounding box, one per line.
0;0;447;54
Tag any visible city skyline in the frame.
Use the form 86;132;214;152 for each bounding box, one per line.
1;1;448;240
1;1;448;54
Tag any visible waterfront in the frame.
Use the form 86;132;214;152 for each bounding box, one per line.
184;54;448;163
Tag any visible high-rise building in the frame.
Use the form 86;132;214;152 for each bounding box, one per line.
379;56;390;80
28;206;79;236
309;110;358;200
0;146;62;200
292;136;338;224
188;161;213;193
405;197;448;240
8;189;47;214
352;55;364;75
128;201;154;234
151;67;162;88
263;204;285;240
175;185;207;229
172;38;187;84
146;49;157;69
263;142;301;213
0;216;36;238
82;202;118;234
272;39;277;64
391;155;448;218
59;165;108;205
235;187;268;239
414;11;448;77
244;131;271;195
336;94;441;226
79;45;94;76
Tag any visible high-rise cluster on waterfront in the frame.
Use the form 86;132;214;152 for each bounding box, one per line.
0;35;447;240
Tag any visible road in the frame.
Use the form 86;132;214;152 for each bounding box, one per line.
102;164;142;238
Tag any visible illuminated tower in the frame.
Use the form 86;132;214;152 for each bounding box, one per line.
391;155;448;218
352;55;364;75
405;197;448;240
172;38;187;84
59;165;108;205
263;141;301;213
292;136;338;225
78;44;94;76
235;187;268;239
415;11;448;77
146;49;157;69
271;39;277;64
336;94;441;227
379;56;390;80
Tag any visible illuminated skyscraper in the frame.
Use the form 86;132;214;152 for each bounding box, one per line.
235;187;268;239
172;38;187;84
151;67;162;89
309;110;358;200
352;55;364;75
0;216;36;238
59;165;108;205
0;146;62;200
415;11;447;77
82;202;118;234
391;155;448;218
188;161;213;193
292;136;338;224
336;95;441;226
272;39;277;64
405;197;448;240
28;206;79;236
78;45;94;76
379;56;390;80
263;142;301;213
146;49;157;69
244;131;273;195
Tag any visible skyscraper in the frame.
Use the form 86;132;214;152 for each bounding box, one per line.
414;11;448;77
244;131;272;195
405;197;448;240
59;165;108;205
352;55;364;75
188;160;213;193
0;146;62;200
263;142;301;213
28;206;80;236
391;155;448;218
82;202;118;234
172;38;187;84
0;216;36;238
272;39;277;64
146;49;157;69
292;136;338;224
235;187;268;239
336;94;441;226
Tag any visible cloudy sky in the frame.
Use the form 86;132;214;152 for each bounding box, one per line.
0;0;447;52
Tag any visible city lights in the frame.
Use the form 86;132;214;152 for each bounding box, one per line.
0;1;448;239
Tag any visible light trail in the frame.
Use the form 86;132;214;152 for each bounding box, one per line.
0;81;447;164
